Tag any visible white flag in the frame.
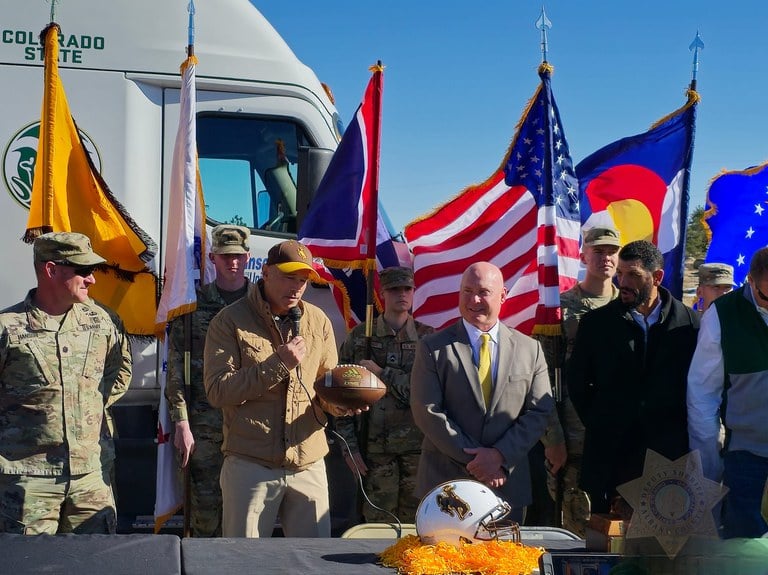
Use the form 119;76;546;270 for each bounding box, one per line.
154;337;183;532
153;53;205;531
154;54;206;335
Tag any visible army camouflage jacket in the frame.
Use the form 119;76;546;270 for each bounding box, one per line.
166;280;248;424
0;291;131;476
336;315;433;455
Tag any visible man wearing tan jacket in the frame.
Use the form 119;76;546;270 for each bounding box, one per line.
204;239;351;538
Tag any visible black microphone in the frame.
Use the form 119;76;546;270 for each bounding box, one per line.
288;306;302;341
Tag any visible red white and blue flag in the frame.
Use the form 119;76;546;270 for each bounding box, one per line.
576;91;699;298
299;66;407;328
313;206;410;329
299;67;382;271
405;65;580;335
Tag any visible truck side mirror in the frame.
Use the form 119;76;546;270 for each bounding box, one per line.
297;146;334;229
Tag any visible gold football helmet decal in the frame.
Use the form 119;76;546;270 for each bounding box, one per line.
436;484;472;520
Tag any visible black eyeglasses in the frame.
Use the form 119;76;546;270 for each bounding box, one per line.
756;285;768;303
52;261;98;277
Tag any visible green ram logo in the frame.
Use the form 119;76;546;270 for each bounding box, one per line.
2;121;102;210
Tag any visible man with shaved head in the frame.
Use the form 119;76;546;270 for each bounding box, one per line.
410;262;554;522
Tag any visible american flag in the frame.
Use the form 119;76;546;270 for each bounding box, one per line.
405;65;580;335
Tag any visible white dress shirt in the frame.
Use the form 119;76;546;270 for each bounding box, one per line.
687;288;768;481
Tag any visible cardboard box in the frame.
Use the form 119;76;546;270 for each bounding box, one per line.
588;513;627;536
585;527;625;553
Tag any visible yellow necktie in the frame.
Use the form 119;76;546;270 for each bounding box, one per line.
478;333;492;408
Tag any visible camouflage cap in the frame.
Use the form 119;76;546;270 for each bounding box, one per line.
33;232;106;265
698;262;734;286
379;266;414;290
211;224;250;255
266;240;316;276
583;226;621;247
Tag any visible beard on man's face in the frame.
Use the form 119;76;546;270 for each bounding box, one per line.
620;283;652;310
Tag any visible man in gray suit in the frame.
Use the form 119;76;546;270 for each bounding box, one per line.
410;262;554;521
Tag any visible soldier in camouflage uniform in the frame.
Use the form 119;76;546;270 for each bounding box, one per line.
0;232;131;534
538;227;620;536
695;262;734;313
166;225;250;537
336;267;434;523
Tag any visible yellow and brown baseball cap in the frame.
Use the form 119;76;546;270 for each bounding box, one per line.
583;226;621;248
698;263;734;286
33;232;106;266
379;266;414;290
266;240;316;276
211;225;250;255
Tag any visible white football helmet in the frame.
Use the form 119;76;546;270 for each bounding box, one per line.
415;479;520;545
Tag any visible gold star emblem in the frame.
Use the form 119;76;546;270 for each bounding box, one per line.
617;449;727;558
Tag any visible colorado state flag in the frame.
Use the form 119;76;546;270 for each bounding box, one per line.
576;91;698;298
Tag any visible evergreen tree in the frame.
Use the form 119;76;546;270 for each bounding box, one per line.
686;205;708;259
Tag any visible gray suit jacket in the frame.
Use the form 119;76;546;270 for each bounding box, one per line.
410;320;553;507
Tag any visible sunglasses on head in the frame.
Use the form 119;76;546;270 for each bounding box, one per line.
52;261;98;277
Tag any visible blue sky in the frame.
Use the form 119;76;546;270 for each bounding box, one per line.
256;1;768;233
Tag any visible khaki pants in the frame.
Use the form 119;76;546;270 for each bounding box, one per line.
0;468;116;535
220;455;330;538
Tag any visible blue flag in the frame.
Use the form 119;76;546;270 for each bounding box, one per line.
704;162;768;286
576;92;698;298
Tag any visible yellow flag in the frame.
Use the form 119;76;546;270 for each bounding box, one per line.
25;24;158;336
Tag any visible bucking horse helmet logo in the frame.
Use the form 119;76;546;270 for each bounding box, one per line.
436;484;472;520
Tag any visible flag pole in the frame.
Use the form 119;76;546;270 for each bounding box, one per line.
536;6;564;529
364;62;384;346
536;6;552;65
670;31;703;298
689;31;704;92
181;0;196;540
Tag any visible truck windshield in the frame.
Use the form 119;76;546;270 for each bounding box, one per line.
197;114;311;235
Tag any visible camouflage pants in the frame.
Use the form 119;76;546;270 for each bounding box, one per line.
0;468;116;535
547;457;590;537
362;452;420;524
182;428;223;537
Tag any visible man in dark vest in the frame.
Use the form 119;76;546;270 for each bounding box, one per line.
688;246;768;538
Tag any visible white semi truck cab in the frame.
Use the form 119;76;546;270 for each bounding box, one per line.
0;0;353;532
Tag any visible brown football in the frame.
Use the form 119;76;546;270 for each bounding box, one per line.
314;364;387;411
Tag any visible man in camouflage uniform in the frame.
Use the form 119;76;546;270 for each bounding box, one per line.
538;227;621;536
337;267;433;523
0;232;131;534
166;224;250;537
695;262;734;313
